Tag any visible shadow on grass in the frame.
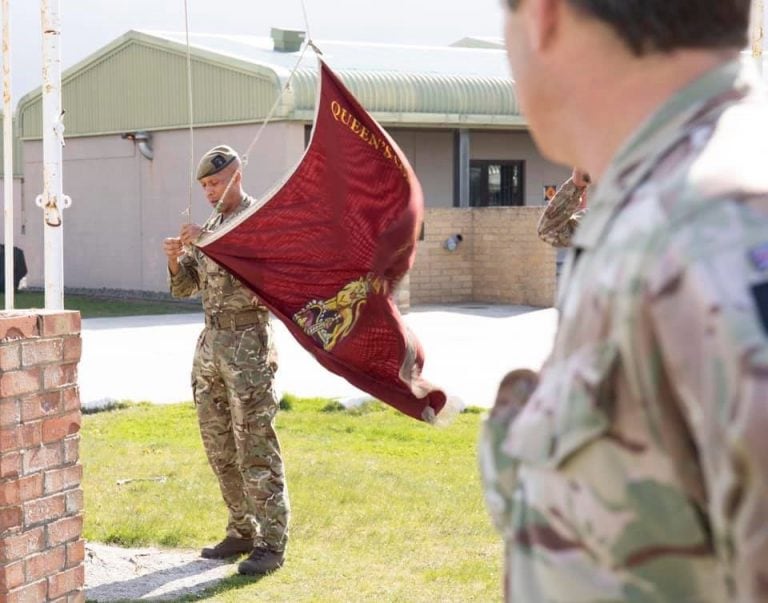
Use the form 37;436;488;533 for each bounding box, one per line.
173;573;268;602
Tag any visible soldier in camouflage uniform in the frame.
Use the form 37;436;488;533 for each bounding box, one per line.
163;145;289;576
482;1;768;601
537;168;590;247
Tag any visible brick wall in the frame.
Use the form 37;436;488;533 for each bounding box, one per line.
409;207;556;307
0;311;84;603
410;209;474;304
472;208;556;307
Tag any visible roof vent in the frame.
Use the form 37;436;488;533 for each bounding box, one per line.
271;28;305;52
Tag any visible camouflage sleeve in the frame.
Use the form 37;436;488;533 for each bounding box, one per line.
478;369;539;536
169;250;201;298
479;410;524;536
537;178;586;248
647;202;768;600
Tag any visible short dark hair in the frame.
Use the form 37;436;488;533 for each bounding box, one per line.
506;0;750;56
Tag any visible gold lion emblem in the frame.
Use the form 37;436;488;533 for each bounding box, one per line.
293;274;385;351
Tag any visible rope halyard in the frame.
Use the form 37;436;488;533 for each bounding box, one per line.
239;40;313;172
182;0;321;215
300;0;323;55
300;0;314;48
183;0;195;222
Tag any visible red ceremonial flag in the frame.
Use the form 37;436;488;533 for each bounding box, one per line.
197;59;448;423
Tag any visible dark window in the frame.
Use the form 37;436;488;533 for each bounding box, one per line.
469;160;525;207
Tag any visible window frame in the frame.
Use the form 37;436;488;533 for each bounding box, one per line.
468;159;526;207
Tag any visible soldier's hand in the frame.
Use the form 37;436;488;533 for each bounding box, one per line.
572;168;591;188
179;224;203;247
163;237;184;261
492;369;539;422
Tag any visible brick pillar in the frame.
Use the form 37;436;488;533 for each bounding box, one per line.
394;273;411;314
0;311;84;603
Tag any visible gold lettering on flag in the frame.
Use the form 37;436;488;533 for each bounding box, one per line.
330;100;408;179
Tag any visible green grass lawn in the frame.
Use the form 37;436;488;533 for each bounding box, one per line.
0;291;198;318
82;397;502;602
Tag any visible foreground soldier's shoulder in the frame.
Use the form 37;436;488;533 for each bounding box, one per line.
648;196;768;346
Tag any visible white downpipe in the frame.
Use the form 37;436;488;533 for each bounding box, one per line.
2;0;13;309
38;0;69;309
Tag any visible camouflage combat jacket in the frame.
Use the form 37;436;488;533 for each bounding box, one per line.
480;58;768;602
170;196;267;316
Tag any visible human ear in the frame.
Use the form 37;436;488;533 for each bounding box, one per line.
526;0;559;52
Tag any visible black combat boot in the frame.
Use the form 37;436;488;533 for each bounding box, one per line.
200;536;253;559
237;545;285;575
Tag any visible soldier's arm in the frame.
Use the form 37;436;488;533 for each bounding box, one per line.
537;178;587;248
168;249;201;298
648;202;768;600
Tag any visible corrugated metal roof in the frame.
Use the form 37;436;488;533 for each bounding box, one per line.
18;31;281;139
17;30;523;139
449;37;505;49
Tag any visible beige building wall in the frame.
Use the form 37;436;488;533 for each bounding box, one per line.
410;207;556;307
472;130;571;206
393;128;570;209
19;122;305;292
390;129;454;209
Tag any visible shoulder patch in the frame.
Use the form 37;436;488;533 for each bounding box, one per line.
749;243;768;272
753;282;768;335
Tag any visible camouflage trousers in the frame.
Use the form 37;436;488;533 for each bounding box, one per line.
192;322;289;552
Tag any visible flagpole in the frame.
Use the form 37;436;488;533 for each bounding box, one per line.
753;0;767;79
2;0;14;308
38;0;68;309
763;0;768;79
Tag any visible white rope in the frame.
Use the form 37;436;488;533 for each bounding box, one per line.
239;40;312;171
219;2;320;209
183;0;320;212
183;0;195;221
300;0;313;46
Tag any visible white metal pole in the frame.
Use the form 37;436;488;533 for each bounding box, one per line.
39;0;66;309
2;0;13;309
753;0;766;78
763;0;768;79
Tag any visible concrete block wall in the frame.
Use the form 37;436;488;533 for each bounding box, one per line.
409;207;556;307
0;311;84;603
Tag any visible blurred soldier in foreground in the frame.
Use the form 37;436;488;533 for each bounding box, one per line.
480;0;768;601
537;168;590;247
163;145;289;576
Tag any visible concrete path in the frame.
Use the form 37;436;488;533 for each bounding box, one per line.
79;304;558;410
